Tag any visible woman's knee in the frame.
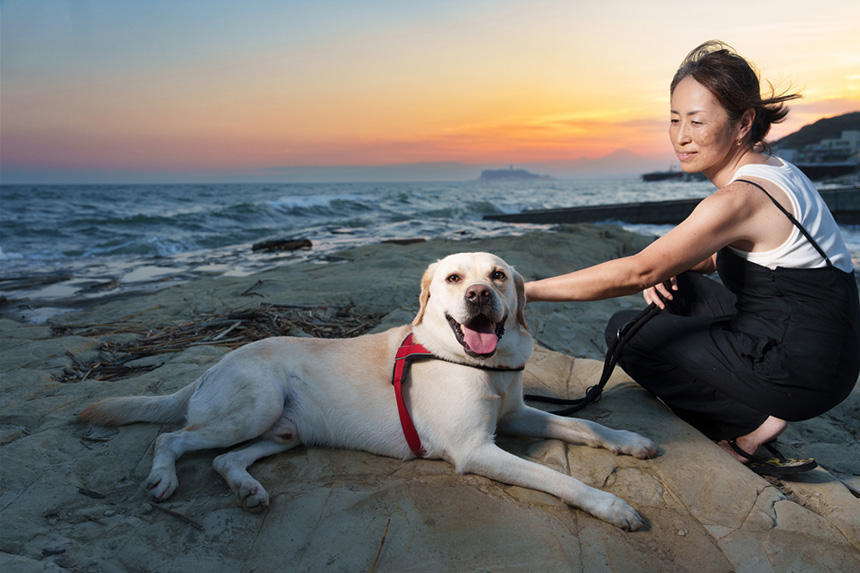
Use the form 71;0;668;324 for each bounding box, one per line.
604;309;641;348
670;272;736;317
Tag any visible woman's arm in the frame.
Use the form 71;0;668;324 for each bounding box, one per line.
689;253;717;274
525;187;751;303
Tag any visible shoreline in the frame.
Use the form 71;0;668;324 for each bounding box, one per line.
38;224;650;338
4;220;859;327
1;223;858;570
0;223;554;325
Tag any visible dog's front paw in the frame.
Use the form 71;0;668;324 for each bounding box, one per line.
607;497;645;531
610;430;658;459
145;467;179;501
602;496;647;531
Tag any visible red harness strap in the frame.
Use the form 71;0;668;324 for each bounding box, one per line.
391;332;526;457
392;333;433;457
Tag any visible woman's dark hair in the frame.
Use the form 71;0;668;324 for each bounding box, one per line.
671;40;801;151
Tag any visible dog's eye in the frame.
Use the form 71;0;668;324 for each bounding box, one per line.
491;270;506;281
446;273;462;284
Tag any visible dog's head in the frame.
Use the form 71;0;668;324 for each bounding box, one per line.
412;252;530;364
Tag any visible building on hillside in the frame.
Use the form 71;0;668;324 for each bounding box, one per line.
789;130;860;163
775;130;859;179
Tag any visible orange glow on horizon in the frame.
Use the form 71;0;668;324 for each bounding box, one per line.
1;1;858;180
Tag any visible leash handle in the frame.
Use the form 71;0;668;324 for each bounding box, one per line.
524;303;659;415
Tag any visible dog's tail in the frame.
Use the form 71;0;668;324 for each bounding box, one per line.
77;382;195;426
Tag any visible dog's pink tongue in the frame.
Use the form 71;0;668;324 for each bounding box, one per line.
462;324;498;354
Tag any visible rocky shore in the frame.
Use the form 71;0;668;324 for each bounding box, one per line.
1;224;857;572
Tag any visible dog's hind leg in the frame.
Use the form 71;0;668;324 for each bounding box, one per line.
213;417;300;511
145;380;287;501
145;428;236;500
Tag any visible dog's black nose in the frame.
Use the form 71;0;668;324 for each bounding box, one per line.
465;284;491;304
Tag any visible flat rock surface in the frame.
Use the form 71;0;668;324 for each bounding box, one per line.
1;226;857;572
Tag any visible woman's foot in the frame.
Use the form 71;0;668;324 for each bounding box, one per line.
718;416;787;462
718;417;816;477
725;441;817;476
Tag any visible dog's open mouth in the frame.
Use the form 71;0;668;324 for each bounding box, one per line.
446;313;505;357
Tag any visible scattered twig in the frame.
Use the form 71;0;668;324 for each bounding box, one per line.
601;466;618;489
81;434;112;442
369;518;391;573
188;336;246;346
240;280;265;297
149;502;204;531
77;486;106;499
210;320;242;341
84;513;107;525
79;361;102;383
52;303;385;383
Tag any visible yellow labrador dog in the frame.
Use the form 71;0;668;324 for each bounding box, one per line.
78;252;657;530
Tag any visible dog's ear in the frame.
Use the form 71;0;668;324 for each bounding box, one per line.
412;262;437;326
514;269;529;330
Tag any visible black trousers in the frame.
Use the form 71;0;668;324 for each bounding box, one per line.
605;273;770;441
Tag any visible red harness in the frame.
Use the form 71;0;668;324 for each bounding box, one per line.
391;332;525;457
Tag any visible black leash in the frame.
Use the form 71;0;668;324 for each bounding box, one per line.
524;302;660;415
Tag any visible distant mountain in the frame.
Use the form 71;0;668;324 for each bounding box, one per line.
773;111;860;149
574;148;663;175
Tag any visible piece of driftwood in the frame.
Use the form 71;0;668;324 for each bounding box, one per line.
251;238;312;252
381;238;427;245
148;502;204;531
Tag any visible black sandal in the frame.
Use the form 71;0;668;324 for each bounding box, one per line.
728;441;817;477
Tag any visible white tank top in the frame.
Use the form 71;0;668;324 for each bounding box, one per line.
728;158;853;273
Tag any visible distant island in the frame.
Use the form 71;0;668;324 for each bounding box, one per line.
478;167;552;181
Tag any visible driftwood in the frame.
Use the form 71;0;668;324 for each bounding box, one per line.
381;238;427;245
251;238;312;252
52;303;384;384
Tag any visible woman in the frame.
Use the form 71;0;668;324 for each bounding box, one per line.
524;40;859;476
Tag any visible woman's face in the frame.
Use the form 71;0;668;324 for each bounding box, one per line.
669;75;740;177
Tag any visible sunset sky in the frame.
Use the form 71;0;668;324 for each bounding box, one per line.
1;0;859;183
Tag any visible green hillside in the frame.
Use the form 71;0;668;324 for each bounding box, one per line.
773;111;860;149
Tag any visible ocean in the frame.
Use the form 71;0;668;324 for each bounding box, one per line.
1;178;858;322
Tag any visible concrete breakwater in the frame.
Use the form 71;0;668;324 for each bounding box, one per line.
485;186;860;225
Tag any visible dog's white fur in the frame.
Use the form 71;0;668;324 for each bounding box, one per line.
78;252;657;530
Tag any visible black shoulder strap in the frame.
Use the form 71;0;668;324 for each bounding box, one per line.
735;178;833;267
